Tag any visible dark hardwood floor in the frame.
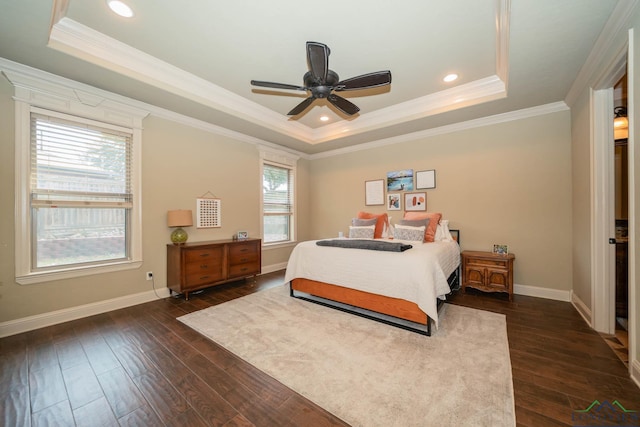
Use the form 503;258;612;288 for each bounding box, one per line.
1;270;639;426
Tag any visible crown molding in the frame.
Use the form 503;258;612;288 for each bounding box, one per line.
1;56;558;162
0;57;309;159
48;16;314;143
46;0;511;146
309;75;506;144
2;63;149;127
309;101;569;159
565;0;639;106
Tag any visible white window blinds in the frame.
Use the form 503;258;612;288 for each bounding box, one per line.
29;111;134;269
263;162;294;243
30;112;133;208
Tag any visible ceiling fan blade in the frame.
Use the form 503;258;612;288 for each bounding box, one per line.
251;80;306;91
328;94;360;115
288;96;316;115
335;71;392;91
307;41;329;83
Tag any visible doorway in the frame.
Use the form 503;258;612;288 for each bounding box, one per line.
609;74;630;366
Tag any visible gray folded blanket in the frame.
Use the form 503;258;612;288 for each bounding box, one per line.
316;239;413;252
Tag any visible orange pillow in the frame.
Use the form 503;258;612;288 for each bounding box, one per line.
357;211;389;239
403;212;442;242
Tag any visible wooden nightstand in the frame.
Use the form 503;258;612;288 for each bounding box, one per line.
461;250;515;301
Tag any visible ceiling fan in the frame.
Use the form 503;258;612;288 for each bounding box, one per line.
250;41;392;116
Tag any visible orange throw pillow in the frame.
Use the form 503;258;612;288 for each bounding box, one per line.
356;211;389;239
403;212;442;242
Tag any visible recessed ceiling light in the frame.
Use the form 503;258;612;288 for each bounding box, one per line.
443;73;458;83
107;0;134;18
320;116;330;122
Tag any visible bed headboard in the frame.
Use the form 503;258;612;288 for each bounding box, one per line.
450;229;460;245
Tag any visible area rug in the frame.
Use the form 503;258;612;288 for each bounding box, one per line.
178;285;515;427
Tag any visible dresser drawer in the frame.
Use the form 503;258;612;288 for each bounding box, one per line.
184;256;224;276
184;247;224;264
228;261;261;278
228;251;260;266
228;242;259;257
185;269;225;287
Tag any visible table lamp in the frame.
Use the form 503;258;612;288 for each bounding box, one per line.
167;210;193;244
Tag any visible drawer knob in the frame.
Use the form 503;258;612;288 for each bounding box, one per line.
240;248;248;252
200;264;208;269
240;258;248;262
199;253;210;257
200;275;209;280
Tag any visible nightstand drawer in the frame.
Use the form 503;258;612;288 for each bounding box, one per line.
466;257;510;268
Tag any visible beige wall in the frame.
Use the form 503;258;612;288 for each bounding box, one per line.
0;81;304;323
570;89;593;308
310;111;573;291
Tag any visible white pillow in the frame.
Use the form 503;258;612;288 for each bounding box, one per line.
393;224;425;242
349;225;375;239
435;219;454;242
382;216;392;238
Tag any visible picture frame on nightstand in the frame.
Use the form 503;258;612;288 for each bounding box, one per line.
493;244;509;255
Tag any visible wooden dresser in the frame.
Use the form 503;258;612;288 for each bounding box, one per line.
167;238;261;299
461;250;515;301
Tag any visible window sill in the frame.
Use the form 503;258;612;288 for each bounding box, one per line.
16;260;143;285
262;241;298;251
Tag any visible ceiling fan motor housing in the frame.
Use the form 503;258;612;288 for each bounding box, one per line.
251;42;391;116
304;70;339;98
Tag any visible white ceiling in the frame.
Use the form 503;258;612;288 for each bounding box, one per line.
0;0;620;154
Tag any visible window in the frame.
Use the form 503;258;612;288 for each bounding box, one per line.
262;162;294;244
30;112;132;270
14;99;145;284
10;69;147;284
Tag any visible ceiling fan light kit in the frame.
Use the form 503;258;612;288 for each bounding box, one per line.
251;41;391;117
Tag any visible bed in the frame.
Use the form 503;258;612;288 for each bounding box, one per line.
284;230;461;336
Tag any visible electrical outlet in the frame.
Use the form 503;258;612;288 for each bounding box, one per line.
146;271;153;281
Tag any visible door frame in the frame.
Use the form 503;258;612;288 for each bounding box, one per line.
591;31;636;378
591;86;617;334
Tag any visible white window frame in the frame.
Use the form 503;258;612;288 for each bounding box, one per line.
11;71;148;284
259;146;298;247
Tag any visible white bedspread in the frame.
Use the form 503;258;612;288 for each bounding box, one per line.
284;239;461;327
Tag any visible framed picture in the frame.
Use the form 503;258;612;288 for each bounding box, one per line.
404;192;426;211
387;169;413;192
387;193;401;210
237;231;249;240
365;179;385;206
196;198;221;228
416;170;436;189
493;244;509;255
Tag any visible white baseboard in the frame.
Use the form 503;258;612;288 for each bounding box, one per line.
262;262;288;275
0;287;170;338
632;359;640;389
570;291;593;327
0;264;289;338
513;283;572;302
